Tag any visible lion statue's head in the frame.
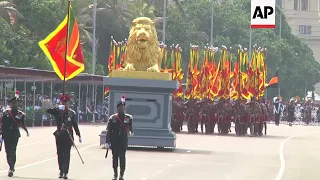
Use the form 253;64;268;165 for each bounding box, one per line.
125;17;161;72
128;17;159;49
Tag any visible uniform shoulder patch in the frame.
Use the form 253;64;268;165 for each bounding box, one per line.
18;111;25;115
69;109;76;114
109;114;117;120
125;114;133;119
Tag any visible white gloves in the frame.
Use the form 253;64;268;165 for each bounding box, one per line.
129;132;134;136
79;137;82;143
105;143;111;149
58;105;65;111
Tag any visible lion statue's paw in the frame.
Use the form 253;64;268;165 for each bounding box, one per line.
124;64;136;71
147;65;160;72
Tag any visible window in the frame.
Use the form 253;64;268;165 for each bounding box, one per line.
299;25;312;34
294;0;299;10
276;0;283;8
307;26;312;34
301;0;309;10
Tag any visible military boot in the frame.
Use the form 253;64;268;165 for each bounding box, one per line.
8;170;13;177
112;169;118;180
63;173;68;179
119;169;125;180
59;171;63;178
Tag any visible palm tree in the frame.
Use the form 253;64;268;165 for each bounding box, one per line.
0;1;22;25
78;0;134;41
127;0;156;20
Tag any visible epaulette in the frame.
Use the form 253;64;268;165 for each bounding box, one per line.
125;114;133;119
18;110;25;115
5;108;11;111
109;113;117;119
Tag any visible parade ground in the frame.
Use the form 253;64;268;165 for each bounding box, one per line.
0;124;319;180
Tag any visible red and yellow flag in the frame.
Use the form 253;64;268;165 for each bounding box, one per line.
39;3;84;80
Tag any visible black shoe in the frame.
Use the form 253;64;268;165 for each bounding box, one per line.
112;168;118;180
119;170;124;180
112;173;118;180
59;171;63;178
63;173;68;179
8;170;13;177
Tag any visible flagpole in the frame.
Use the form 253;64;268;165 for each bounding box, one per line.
238;48;241;101
249;28;252;59
265;49;267;99
278;8;282;97
92;0;97;123
92;0;97;75
62;0;72;95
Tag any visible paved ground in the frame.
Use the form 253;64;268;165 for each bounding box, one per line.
0;124;320;180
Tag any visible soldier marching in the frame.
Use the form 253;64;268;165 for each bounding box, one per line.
47;94;82;179
170;96;282;137
105;96;133;180
0;97;29;177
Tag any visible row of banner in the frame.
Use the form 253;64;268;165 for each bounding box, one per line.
106;38;278;100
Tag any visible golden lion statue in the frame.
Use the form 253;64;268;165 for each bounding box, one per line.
124;17;161;72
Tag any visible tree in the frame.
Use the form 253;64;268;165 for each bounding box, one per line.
0;1;22;25
165;0;320;98
128;0;156;20
0;0;319;99
0;0;105;73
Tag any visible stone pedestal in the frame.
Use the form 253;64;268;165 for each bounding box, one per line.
104;74;178;148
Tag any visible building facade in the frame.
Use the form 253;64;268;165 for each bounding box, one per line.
279;0;320;93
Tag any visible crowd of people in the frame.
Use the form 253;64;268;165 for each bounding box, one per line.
0;91;318;130
171;96;319;136
0;93;110;125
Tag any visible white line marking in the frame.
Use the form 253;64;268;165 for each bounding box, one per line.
0;143;99;174
275;131;320;180
18;141;48;148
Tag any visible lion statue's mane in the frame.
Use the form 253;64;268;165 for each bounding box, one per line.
124;17;161;72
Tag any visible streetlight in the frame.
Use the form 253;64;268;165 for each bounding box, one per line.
210;0;214;46
92;0;97;122
162;0;167;44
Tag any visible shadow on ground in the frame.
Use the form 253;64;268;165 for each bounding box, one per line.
128;146;212;155
12;177;76;180
177;131;289;139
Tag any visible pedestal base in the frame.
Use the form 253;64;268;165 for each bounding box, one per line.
128;128;176;148
104;76;178;148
